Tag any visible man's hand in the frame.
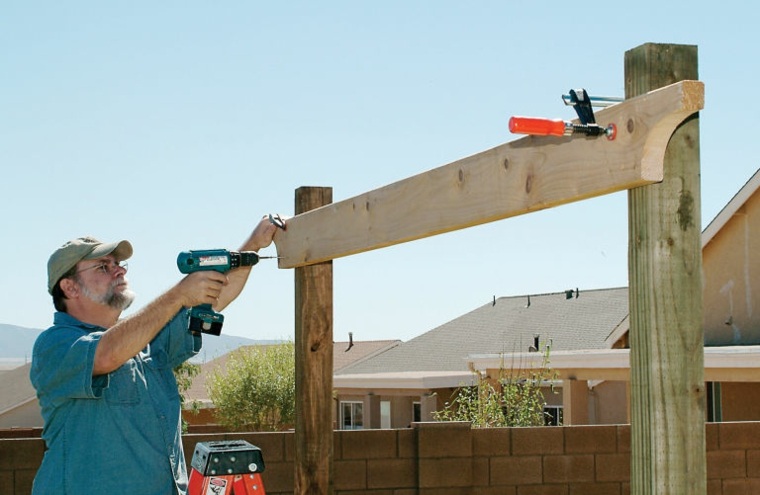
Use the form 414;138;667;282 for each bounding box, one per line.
214;214;284;312
243;214;284;252
177;271;229;309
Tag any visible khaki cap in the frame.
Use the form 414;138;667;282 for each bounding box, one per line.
47;236;133;294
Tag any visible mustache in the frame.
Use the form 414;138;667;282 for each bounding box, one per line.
77;276;135;311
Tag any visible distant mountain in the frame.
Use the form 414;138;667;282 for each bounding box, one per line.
189;334;280;364
0;324;41;360
0;323;273;364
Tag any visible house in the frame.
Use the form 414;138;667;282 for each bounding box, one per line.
334;287;630;428
0;363;41;428
334;168;760;429
182;339;401;428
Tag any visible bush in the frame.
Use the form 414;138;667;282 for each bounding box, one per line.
207;342;295;431
433;344;557;427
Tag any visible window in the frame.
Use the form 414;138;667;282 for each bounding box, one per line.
341;401;364;430
381;401;391;429
544;405;563;426
412;402;421;423
707;382;722;422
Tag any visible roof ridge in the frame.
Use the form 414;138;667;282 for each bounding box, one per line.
494;286;628;301
335;341;402;373
702;167;760;247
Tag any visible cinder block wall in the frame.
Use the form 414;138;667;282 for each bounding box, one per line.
4;422;760;494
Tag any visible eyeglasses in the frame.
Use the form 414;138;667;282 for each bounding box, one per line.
75;260;129;276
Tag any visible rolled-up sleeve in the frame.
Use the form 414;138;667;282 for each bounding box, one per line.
31;326;109;405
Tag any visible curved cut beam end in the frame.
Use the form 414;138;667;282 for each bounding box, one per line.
639;80;705;183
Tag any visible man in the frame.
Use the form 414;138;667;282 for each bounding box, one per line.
30;215;281;494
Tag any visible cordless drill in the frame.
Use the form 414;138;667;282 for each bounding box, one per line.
177;249;274;336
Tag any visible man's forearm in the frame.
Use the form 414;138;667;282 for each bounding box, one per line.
215;266;252;312
215;221;275;312
93;288;186;375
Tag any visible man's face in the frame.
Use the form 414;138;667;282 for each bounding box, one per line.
73;255;135;311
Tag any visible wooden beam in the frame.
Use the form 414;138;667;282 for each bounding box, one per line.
274;80;704;268
626;43;705;495
294;187;334;495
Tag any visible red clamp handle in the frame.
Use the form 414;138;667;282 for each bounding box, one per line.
508;116;568;137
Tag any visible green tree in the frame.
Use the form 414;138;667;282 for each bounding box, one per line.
173;361;201;432
207;341;295;431
433;344;558;427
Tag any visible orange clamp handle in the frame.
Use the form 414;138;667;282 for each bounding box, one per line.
509;116;567;136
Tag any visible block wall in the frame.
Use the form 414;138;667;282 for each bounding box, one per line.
3;422;760;494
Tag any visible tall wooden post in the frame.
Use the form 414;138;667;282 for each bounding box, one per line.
294;186;334;495
626;44;705;494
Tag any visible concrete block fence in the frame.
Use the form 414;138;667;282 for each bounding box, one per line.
3;422;760;494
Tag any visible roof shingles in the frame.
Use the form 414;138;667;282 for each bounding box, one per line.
337;288;629;374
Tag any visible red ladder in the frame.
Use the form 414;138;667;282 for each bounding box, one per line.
187;440;266;495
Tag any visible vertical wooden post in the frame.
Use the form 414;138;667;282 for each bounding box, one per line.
626;44;705;494
294;186;334;495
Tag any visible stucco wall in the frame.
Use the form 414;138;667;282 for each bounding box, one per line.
721;382;760;422
703;191;760;345
589;380;629;425
0;402;42;429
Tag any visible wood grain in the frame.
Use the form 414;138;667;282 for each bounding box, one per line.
274;80;704;268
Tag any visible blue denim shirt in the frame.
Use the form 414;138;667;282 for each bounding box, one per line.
30;310;201;495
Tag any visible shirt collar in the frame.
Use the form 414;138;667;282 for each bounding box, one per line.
53;311;105;332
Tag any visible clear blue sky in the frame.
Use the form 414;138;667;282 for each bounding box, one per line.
2;2;757;343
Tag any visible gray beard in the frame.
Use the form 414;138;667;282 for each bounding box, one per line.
78;278;136;311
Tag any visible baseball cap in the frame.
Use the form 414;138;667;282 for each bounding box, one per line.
47;236;133;294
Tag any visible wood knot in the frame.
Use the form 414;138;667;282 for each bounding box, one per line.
525;174;533;194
